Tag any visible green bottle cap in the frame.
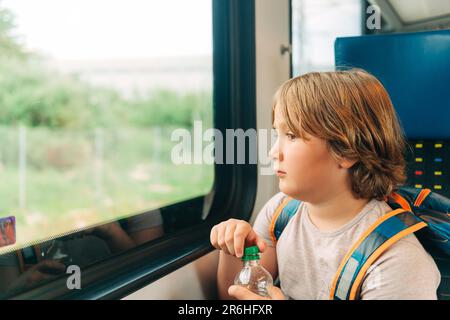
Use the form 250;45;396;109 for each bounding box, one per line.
244;246;259;255
242;246;260;261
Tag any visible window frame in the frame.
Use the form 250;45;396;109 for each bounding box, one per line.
8;0;257;300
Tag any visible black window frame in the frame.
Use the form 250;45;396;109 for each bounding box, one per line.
7;0;257;300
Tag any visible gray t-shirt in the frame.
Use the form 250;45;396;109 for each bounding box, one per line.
253;192;441;300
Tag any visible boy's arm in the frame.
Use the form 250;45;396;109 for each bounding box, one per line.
260;245;278;280
217;251;245;300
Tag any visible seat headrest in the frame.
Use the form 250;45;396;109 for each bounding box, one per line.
335;30;450;139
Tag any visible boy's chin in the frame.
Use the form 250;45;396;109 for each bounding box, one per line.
278;181;305;200
278;181;295;195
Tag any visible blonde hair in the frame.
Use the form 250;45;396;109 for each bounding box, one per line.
273;69;407;200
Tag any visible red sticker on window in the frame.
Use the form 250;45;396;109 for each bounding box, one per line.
0;216;16;247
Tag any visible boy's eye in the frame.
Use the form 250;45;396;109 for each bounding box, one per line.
286;133;296;140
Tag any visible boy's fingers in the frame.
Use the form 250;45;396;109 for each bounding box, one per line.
224;223;237;256
246;229;266;253
210;225;218;248
268;286;286;300
212;221;263;258
234;224;249;258
256;237;267;253
216;224;230;255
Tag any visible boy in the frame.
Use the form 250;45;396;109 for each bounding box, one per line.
210;70;440;300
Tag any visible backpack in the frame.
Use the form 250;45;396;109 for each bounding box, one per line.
269;186;450;300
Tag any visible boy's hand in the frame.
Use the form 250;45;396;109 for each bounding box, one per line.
210;219;267;258
228;285;286;300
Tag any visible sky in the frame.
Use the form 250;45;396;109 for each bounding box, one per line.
2;0;212;60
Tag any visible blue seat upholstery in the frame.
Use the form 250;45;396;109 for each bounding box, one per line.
335;30;450;198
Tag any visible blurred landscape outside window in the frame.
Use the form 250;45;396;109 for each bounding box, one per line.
0;0;213;253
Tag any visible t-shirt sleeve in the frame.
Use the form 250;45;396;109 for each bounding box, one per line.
360;235;441;300
252;192;287;248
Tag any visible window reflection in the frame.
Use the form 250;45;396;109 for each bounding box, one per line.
0;208;164;297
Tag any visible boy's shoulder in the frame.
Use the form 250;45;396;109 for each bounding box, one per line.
264;192;289;213
375;232;439;273
343;200;441;299
255;192;303;222
252;192;294;246
361;233;441;299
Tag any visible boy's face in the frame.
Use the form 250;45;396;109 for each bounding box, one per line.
270;105;349;202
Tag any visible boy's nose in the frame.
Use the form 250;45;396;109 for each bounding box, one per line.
269;141;283;161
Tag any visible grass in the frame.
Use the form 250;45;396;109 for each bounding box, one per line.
0;126;214;253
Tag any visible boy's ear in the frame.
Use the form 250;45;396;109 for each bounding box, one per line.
338;158;358;169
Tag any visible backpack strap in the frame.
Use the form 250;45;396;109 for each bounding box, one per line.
414;188;432;207
387;187;433;212
269;197;302;245
329;208;428;300
388;192;412;211
269;187;433;246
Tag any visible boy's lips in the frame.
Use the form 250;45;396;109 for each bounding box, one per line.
276;170;286;177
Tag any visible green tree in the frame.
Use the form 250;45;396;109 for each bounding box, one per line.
0;3;211;129
0;5;27;59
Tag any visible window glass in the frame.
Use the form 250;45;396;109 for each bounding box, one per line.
0;0;213;254
390;0;450;24
292;0;362;75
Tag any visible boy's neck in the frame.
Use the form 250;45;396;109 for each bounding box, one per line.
305;189;370;233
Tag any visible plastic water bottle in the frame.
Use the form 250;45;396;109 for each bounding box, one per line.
234;246;273;297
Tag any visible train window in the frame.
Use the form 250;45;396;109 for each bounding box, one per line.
291;0;362;75
292;0;450;76
0;0;257;299
365;0;450;33
0;0;213;253
389;0;450;24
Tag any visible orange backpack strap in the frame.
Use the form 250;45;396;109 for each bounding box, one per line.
269;197;301;245
389;192;412;211
388;188;432;211
329;208;427;300
414;188;431;207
